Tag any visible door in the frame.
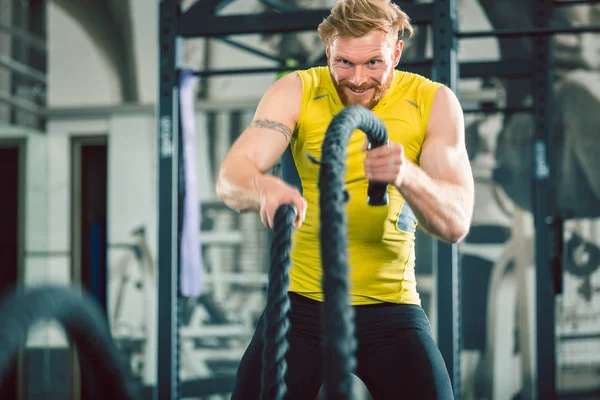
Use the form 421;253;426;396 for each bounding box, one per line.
0;140;25;400
70;136;108;400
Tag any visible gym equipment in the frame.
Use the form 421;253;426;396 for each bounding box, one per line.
158;0;600;398
158;2;460;398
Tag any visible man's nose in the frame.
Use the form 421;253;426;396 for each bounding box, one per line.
350;66;367;86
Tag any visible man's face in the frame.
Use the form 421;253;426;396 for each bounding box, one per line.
327;30;403;109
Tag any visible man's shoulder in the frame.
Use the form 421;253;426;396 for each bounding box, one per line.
295;66;329;86
396;70;442;91
391;71;444;110
293;66;335;103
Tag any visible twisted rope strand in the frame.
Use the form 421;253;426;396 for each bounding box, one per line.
261;204;296;400
319;105;389;400
260;105;388;400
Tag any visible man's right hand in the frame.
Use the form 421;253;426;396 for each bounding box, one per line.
256;175;307;229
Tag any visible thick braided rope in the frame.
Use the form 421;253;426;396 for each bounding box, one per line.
319;105;388;399
0;285;141;400
261;204;297;400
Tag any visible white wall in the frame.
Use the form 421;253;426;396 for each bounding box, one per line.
130;0;159;104
47;2;121;107
47;0;158;107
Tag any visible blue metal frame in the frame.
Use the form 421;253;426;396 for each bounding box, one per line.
432;0;461;398
178;2;434;38
158;1;458;399
532;0;558;398
157;1;181;399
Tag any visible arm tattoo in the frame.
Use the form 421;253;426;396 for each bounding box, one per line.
251;119;293;142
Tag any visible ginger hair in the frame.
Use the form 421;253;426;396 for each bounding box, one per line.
317;0;414;45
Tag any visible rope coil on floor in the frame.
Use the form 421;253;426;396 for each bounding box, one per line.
0;285;141;400
261;105;389;399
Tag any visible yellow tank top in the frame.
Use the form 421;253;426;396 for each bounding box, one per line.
282;66;441;305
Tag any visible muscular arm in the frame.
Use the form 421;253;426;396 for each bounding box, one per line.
216;72;302;212
398;86;475;243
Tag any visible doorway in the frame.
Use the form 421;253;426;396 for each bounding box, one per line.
70;136;108;400
0;140;25;400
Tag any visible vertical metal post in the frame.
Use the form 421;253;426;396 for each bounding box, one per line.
432;0;461;398
532;0;557;398
157;1;181;399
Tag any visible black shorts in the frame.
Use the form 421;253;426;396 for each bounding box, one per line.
232;292;454;399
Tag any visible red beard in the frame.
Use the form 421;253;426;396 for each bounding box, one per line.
330;70;393;109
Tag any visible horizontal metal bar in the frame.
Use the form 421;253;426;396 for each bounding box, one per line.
184;0;236;15
180;324;250;338
259;0;298;12
558;332;600;341
0;55;46;84
195;66;434;77
195;58;533;79
0;21;46;53
199;230;243;245
463;106;533;114
0;89;44;116
25;251;68;257
179;3;434;37
196;58;433;77
216;37;286;63
203;272;267;285
46;103;155;119
460;88;500;103
458;25;600;39
553;0;600;6
196;64;323;77
460;59;533;78
560;390;600;400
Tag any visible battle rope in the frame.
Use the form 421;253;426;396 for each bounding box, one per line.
0;285;141;400
261;204;296;400
261;105;388;399
319;105;389;399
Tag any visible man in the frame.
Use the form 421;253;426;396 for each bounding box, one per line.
216;0;474;398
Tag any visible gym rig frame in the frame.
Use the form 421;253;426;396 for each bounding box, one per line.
156;0;595;398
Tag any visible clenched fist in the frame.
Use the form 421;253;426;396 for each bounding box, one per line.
362;138;407;189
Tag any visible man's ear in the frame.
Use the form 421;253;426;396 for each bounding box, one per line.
394;40;404;67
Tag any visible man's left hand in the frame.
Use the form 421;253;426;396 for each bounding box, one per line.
362;138;406;190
